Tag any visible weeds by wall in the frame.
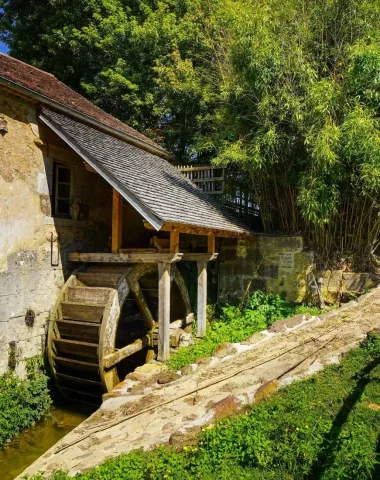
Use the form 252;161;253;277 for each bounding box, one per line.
0;356;51;446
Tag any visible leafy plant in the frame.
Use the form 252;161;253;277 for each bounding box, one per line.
0;355;51;446
166;291;322;371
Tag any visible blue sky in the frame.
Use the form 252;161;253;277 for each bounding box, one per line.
0;41;8;54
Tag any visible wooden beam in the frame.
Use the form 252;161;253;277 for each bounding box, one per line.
143;221;251;239
208;234;216;254
103;336;150;369
157;263;171;361
197;260;207;338
170;230;180;253
68;252;183;263
127;278;156;330
182;253;218;262
112;189;123;253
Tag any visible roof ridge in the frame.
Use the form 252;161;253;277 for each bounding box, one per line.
0;52;56;78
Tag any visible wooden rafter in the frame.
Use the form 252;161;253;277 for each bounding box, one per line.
143;221;251;239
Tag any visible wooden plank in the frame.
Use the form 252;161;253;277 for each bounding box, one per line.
56;372;103;387
60;386;101;399
181;253;218;262
157;263;171;361
53;338;99;348
68;252;183;263
52;355;99;370
193;176;224;183
53;338;99;359
143;221;251;239
119;248;157;253
197;260;207;338
170;230;180;253
61;301;104;323
208;234;216;254
112;188;123;253
103;335;150;369
56;319;101;328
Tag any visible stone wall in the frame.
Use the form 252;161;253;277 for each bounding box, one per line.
218;235;314;303
0;89;113;376
218;235;380;304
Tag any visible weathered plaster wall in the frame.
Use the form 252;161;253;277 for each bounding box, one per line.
218;235;314;303
0;89;112;376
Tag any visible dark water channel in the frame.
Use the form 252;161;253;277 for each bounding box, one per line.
0;401;93;480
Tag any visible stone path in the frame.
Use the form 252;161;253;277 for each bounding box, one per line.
21;287;380;478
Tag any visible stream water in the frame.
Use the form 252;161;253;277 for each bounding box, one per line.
0;401;93;480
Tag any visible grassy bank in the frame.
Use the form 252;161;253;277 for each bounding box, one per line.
0;356;51;446
30;322;380;479
167;291;322;371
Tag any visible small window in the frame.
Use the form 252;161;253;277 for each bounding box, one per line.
54;164;73;216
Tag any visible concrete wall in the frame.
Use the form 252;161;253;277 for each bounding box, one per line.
0;88;113;376
218;236;314;303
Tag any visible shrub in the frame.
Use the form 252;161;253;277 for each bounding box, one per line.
0;355;51;446
167;291;322;371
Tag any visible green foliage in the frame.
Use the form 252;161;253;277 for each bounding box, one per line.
30;332;380;480
166;291;321;371
3;1;380;261
0;355;51;446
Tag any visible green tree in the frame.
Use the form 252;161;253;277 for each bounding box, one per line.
3;0;380;266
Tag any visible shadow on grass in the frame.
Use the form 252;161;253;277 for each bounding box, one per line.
307;358;380;479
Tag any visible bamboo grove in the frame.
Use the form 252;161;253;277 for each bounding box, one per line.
2;0;380;267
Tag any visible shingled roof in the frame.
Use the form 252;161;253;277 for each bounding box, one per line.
0;53;166;156
40;108;251;237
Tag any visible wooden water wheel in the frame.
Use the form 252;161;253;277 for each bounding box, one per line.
47;263;192;405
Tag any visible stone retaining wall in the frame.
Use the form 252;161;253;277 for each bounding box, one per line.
218;236;379;304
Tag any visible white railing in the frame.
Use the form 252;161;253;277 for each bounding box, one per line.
176;165;225;194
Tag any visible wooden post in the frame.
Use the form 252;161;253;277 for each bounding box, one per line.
170;230;180;253
208;233;215;254
197;260;207;338
112;189;123;253
158;263;171;361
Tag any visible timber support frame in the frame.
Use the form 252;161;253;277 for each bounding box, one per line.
158;262;171;361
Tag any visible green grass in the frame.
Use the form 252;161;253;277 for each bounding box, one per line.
167;291;323;371
30;331;380;479
0;356;51;446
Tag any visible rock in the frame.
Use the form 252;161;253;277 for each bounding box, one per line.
195;356;212;366
125;372;148;382
268;315;305;332
157;372;181;385
212;342;236;359
267;320;287;333
130;386;145;395
241;332;266;345
169;426;202;447
283;314;304;329
170;328;185;347
179;332;193;347
181;364;198;376
170;319;184;330
255;380;279;402
135;363;168;375
184;325;193;334
212;395;241;421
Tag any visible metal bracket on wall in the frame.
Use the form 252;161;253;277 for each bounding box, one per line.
50;231;60;267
